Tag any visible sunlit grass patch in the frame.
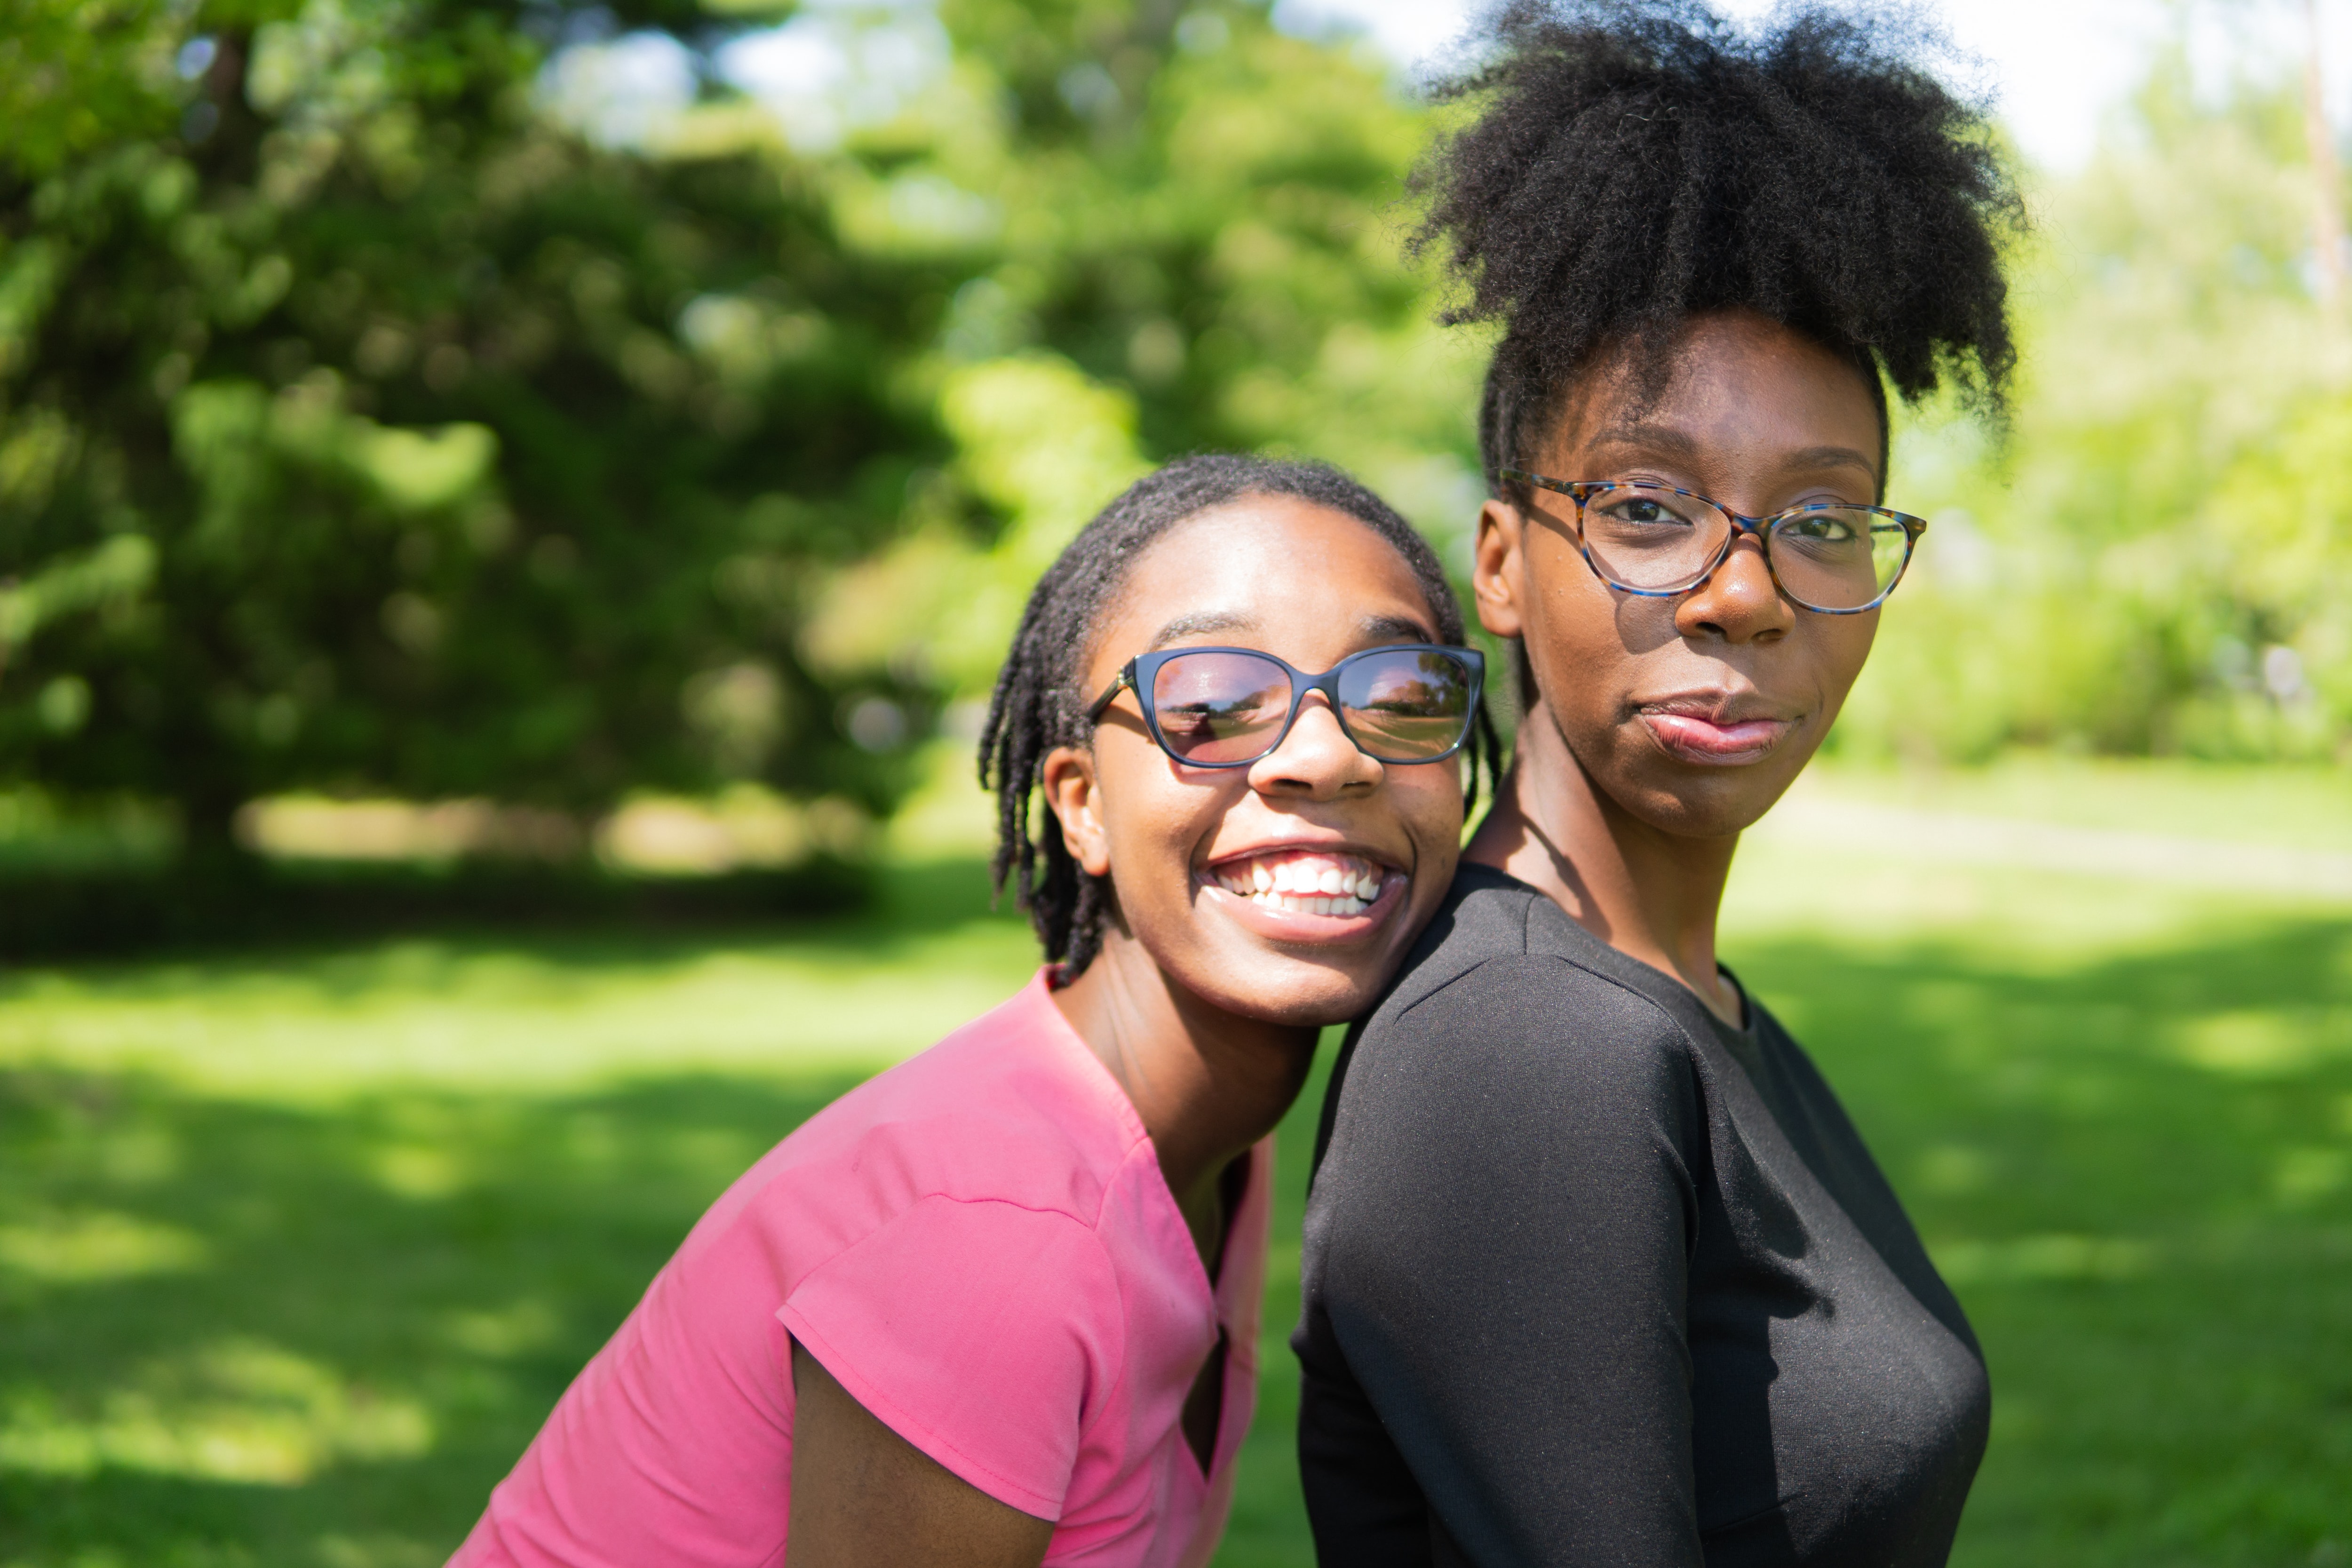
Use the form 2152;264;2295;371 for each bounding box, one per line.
0;1209;208;1284
1;1339;433;1485
0;866;1035;1103
3;810;2351;1565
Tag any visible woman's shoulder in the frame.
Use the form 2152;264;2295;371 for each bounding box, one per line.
1311;866;1723;1176
1306;869;1716;1255
696;974;1151;1265
1368;864;1711;1054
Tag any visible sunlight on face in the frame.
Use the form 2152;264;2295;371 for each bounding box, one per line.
1482;310;1885;839
1064;497;1466;1026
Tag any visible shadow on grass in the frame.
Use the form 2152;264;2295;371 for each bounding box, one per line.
1733;916;2352;1568
0;1068;874;1568
2;909;2348;1568
0;852;898;963
0;857;1024;998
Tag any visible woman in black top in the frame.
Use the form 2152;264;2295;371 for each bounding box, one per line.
1294;4;2020;1565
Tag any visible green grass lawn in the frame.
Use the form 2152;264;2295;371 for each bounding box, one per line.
5;757;2351;1566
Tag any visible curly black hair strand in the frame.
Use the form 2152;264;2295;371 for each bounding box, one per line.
1418;0;2022;493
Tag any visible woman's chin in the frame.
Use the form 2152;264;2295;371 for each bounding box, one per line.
1164;879;1414;1025
1606;733;1822;839
1619;778;1788;841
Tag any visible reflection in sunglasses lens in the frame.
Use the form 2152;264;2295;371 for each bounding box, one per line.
1145;648;1476;765
1150;652;1293;764
1338;650;1473;761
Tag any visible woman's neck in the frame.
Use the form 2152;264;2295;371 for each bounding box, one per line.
1465;708;1744;1026
1050;933;1319;1260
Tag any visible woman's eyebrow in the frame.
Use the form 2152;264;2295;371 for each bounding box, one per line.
1144;610;1255;651
1362;613;1438;643
1588;426;1879;486
1786;444;1880;482
1590;422;1701;460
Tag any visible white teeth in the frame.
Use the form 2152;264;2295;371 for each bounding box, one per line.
1207;851;1397;917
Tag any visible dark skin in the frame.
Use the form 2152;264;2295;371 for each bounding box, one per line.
1467;308;1885;1023
786;497;1465;1568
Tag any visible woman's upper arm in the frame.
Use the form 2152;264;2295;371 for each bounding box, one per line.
786;1341;1054;1568
1318;958;1707;1567
777;1193;1122;1522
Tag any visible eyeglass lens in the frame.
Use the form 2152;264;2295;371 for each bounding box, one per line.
1335;648;1476;759
1580;485;1910;610
1146;648;1475;765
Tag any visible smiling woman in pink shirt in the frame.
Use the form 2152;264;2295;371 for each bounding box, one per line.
447;454;1495;1568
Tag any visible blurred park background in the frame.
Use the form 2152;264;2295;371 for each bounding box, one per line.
4;0;2352;1561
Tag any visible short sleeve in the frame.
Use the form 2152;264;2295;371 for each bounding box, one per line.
778;1193;1124;1521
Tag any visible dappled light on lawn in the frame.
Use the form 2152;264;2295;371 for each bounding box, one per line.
3;775;2352;1564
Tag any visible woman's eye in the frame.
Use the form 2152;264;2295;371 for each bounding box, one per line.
1602;499;1687;528
1785;513;1858;543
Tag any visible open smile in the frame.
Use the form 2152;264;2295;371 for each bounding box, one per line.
1194;847;1406;939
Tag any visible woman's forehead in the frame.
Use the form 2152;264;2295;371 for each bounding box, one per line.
1112;499;1433;624
1550;315;1882;464
1132;606;1438;656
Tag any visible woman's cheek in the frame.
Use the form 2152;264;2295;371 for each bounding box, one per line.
1104;773;1229;932
1402;771;1466;895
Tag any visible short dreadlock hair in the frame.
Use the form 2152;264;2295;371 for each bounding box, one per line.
1415;0;2022;495
979;454;1499;979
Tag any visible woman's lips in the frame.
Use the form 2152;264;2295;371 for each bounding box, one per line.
1194;848;1406;943
1638;708;1794;764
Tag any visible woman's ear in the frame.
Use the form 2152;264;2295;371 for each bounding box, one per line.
1039;745;1112;877
1473;498;1528;641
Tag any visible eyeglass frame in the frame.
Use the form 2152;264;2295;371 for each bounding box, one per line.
1498;468;1930;615
1085;643;1487;769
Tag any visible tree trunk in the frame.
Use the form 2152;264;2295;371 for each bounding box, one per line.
2305;0;2346;322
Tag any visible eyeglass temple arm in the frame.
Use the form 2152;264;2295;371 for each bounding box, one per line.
1497;467;1589;497
1085;664;1134;721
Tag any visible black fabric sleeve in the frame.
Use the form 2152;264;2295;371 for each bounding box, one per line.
1311;955;1710;1567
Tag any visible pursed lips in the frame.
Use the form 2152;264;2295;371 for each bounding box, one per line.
1636;694;1799;761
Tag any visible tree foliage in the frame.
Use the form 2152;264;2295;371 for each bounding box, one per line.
25;0;2336;846
0;0;974;848
0;0;1478;855
1837;49;2352;766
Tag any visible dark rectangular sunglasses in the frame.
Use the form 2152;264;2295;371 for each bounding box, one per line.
1086;644;1485;768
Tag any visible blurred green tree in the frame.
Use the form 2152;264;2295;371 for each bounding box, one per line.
0;0;968;856
788;0;1482;695
1836;47;2352;766
2;0;983;860
0;0;1481;862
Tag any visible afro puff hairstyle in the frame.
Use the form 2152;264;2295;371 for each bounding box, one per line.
1414;0;2023;493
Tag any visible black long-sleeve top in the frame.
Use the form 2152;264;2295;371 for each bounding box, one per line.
1293;866;1989;1567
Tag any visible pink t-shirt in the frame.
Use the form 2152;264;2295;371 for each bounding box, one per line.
449;970;1270;1568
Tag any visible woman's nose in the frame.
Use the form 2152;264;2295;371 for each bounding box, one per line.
1247;696;1383;799
1676;533;1796;644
